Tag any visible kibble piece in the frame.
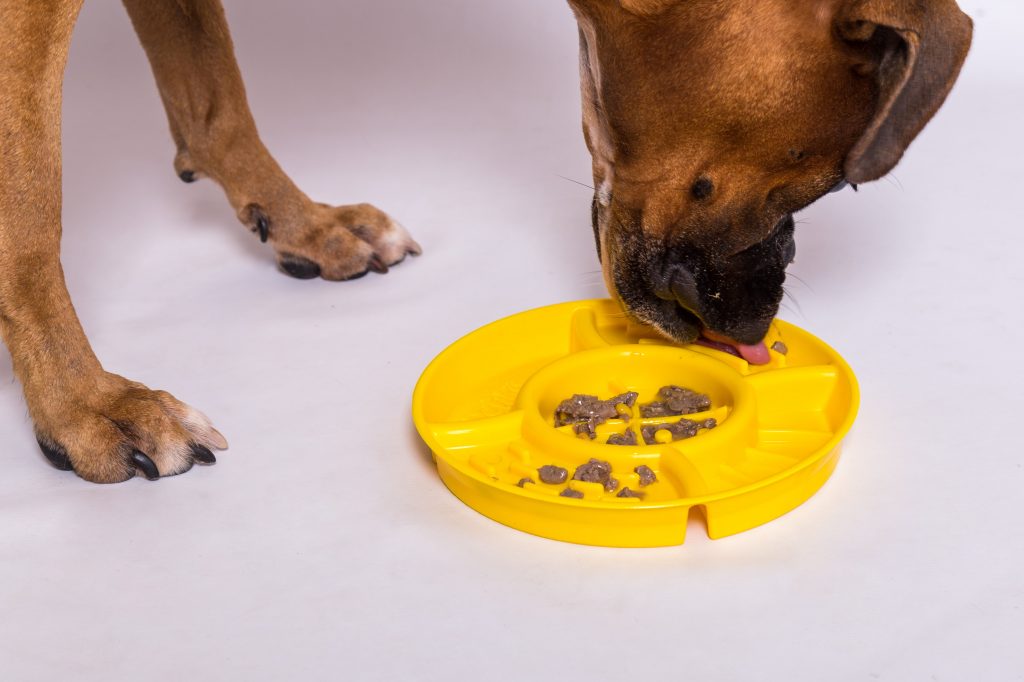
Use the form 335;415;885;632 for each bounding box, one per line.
605;477;619;492
560;488;584;499
573;421;598;440
641;417;717;445
611;392;639;409
573;458;613;485
634;465;658;487
771;341;789;355
606;428;638;446
660;385;712;413
639;385;711;418
516;477;535;487
617;487;645;499
554;392;639;439
538;465;569;485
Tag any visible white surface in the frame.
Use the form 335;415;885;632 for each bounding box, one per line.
1;1;1021;680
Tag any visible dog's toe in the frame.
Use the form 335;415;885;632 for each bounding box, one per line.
32;374;227;483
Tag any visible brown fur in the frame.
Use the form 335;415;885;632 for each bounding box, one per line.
0;0;970;482
569;0;971;345
0;0;419;482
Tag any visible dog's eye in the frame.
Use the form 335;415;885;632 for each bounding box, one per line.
691;177;714;200
829;179;857;193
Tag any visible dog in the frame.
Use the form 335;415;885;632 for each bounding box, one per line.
0;0;971;483
571;0;971;362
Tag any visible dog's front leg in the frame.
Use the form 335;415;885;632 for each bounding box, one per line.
0;1;226;482
122;0;421;280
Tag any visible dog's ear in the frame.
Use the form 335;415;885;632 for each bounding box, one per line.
838;0;972;183
619;0;677;16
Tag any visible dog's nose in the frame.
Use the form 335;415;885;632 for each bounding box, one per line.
653;262;702;316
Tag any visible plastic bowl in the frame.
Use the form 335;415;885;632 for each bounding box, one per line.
412;299;859;547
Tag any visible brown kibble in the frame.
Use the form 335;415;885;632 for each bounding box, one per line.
641;417;716;445
634;464;658;487
560;488;584;499
538;465;568;485
554;392;638;438
771;341;788;355
639;385;711;418
573;458;613;485
617;487;645;499
516;477;535;487
606;428;637;446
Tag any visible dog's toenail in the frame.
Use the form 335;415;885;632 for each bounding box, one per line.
36;438;73;471
179;170;196;183
257;215;269;243
279;255;321;279
368;254;388;274
191;444;216;465
131;451;160;480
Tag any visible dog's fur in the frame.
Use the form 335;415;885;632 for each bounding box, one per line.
0;0;970;482
572;0;971;347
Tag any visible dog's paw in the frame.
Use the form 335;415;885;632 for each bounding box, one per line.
334;203;422;269
32;373;227;484
243;202;421;281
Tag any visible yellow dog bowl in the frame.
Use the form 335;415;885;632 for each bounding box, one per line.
412;299;859;547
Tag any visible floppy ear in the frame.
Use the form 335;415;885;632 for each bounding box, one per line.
838;0;973;183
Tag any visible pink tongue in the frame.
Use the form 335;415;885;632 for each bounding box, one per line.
700;329;771;365
735;341;770;365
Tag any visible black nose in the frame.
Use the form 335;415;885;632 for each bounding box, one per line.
653;262;702;316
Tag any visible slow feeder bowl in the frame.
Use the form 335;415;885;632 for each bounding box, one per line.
412;299;858;547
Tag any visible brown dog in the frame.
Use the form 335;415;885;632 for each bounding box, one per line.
570;0;971;362
0;0;970;483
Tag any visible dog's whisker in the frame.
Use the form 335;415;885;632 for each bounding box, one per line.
781;287;805;318
556;174;596;192
785;271;814;290
884;173;904;191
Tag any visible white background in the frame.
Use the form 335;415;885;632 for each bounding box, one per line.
1;1;1021;680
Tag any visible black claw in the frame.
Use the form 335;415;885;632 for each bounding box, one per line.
244;203;270;243
131;451;160;480
279;255;322;279
37;438;73;471
368;254;389;274
191;444;217;465
179;170;196;183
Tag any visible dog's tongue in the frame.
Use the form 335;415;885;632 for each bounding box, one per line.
734;340;770;365
699;329;770;365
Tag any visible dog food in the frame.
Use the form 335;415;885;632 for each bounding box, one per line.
639;385;711;418
538;465;569;485
572;458;619;492
554;392;638;440
641;417;717;445
538;459;657;501
606;428;637;446
616;487;645;499
771;341;788;355
634;464;658;487
516;477;535;487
